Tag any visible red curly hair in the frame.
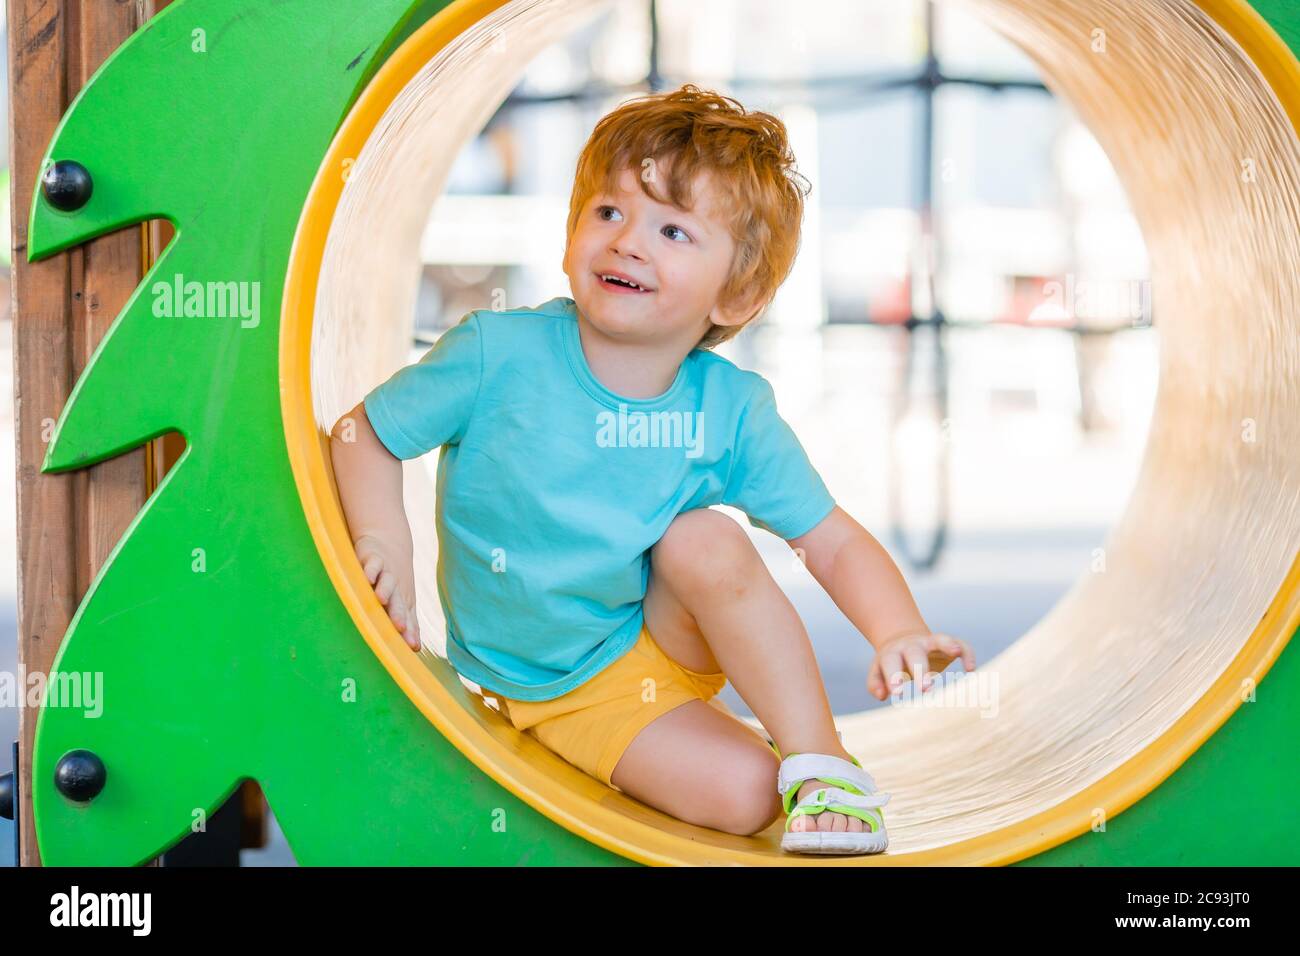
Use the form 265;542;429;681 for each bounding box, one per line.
566;84;812;349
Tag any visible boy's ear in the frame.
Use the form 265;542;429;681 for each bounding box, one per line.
710;291;765;330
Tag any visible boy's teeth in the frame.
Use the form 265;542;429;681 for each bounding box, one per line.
603;275;642;290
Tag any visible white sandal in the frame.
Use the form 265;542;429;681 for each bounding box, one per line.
774;749;891;855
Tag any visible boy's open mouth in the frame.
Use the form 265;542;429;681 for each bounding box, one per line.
597;271;654;294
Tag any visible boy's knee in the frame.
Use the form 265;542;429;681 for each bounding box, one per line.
652;509;756;586
716;752;784;836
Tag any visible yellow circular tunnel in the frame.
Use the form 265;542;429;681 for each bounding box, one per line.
281;0;1300;864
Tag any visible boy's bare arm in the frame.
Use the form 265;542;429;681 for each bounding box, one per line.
788;506;975;698
787;506;929;652
329;402;420;648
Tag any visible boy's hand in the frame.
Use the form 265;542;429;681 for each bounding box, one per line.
354;534;421;651
868;630;975;701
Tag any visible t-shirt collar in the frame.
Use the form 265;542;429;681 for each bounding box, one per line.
556;297;690;409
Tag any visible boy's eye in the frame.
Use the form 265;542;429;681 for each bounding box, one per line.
594;204;690;242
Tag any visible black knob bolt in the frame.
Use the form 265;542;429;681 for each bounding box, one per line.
41;160;93;212
54;750;106;803
0;771;12;820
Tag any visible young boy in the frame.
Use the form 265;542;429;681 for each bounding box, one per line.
330;84;975;855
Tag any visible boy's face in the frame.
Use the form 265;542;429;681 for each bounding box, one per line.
562;163;754;349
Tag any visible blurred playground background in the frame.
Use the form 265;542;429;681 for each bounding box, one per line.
0;0;1158;864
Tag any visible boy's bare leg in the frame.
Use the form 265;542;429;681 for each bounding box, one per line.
610;508;863;836
609;699;785;834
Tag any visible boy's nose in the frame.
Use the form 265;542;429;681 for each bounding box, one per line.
611;243;645;261
610;226;647;260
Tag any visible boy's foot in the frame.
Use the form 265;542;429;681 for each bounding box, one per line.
787;778;867;834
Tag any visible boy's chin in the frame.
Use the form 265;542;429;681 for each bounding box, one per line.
581;301;650;338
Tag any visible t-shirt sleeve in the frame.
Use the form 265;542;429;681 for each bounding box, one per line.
722;376;836;539
362;311;483;460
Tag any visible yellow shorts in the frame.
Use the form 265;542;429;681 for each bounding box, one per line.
480;624;727;792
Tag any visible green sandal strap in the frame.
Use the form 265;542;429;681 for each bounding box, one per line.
777;752;874;813
785;789;886;834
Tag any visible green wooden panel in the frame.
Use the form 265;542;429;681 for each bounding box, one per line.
1251;0;1300;51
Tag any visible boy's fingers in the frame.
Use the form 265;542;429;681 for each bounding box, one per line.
942;635;975;670
400;603;421;650
388;591;420;649
866;660;885;699
391;604;407;632
374;570;396;605
399;621;418;649
880;650;906;693
361;554;382;586
931;633;976;672
904;647;930;689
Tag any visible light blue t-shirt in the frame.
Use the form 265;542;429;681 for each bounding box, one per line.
363;296;835;701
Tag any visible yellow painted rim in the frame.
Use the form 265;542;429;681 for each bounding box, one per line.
281;0;1300;865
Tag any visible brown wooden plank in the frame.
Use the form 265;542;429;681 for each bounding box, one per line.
240;780;269;850
145;219;184;490
9;0;78;872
